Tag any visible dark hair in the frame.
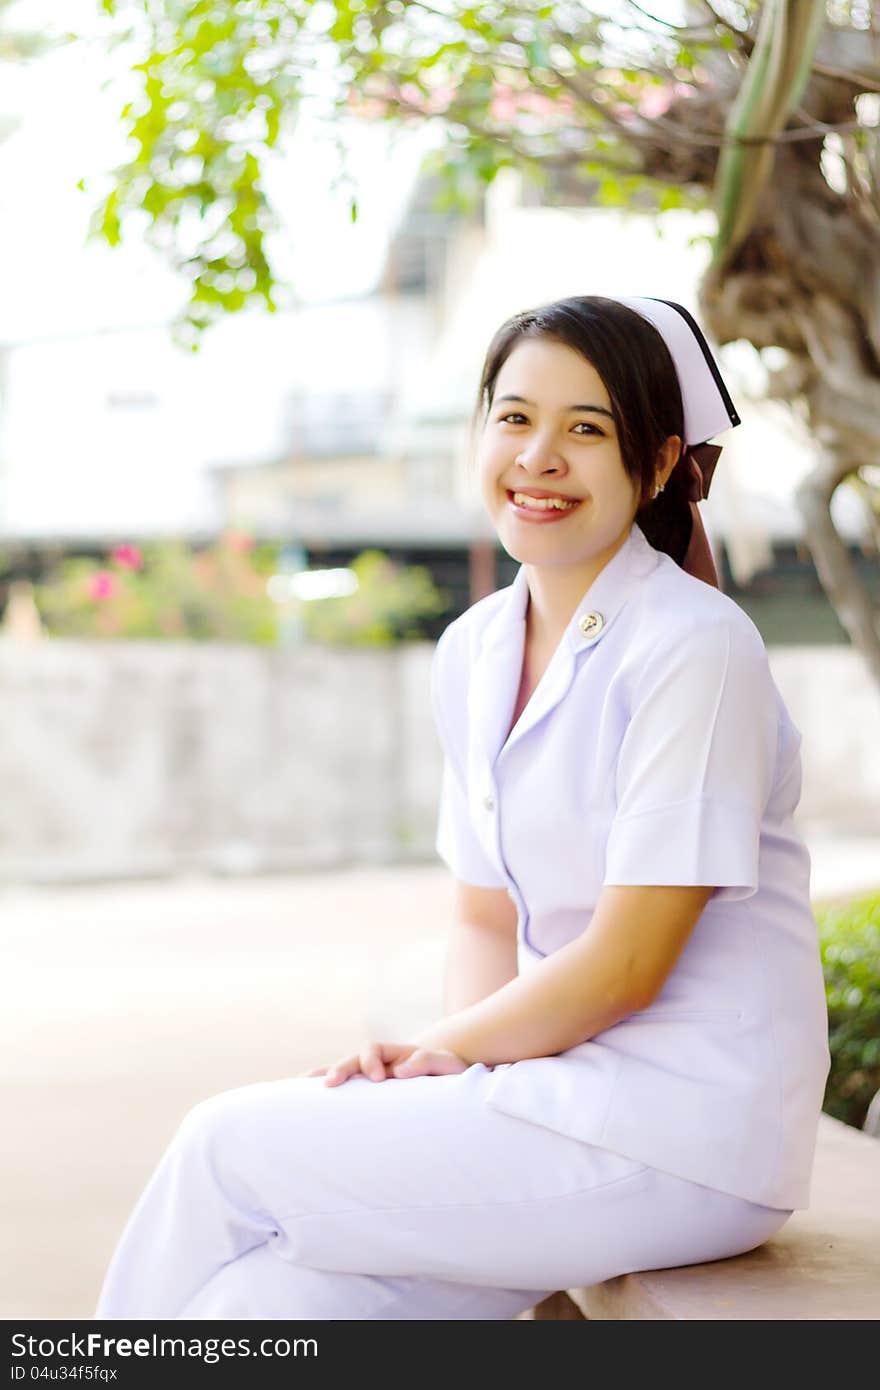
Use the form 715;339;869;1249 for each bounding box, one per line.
471;295;694;565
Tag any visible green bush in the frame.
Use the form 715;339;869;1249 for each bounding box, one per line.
816;890;880;1129
301;550;449;646
29;537;449;646
32;534;280;644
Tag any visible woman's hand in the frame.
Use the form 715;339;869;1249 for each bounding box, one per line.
303;1041;471;1087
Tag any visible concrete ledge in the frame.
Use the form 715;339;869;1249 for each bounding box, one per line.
568;1115;879;1320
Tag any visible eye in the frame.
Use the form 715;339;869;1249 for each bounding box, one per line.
496;413;602;436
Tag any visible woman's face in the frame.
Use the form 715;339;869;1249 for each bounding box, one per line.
477;337;644;569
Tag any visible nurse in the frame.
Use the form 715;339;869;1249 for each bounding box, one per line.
94;295;831;1322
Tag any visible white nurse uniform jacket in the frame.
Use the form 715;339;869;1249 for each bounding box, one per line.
431;520;831;1211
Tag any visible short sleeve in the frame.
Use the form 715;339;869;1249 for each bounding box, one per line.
603;618;778;903
430;627;508;890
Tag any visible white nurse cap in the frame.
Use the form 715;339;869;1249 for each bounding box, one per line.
608;295;741;500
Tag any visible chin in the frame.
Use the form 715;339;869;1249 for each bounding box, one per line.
497;532;575;567
500;516;628;567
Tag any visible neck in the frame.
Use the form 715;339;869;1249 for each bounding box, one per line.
523;522;633;651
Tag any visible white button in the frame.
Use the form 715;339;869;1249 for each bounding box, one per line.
483;794;495;811
578;610;604;638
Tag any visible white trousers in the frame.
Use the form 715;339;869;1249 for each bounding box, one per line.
94;1064;792;1321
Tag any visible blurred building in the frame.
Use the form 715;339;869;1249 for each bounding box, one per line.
0;164;876;640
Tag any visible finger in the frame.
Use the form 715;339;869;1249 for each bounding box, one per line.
302;1067;328;1077
393;1048;429;1078
323;1057;360;1087
359;1044;388;1082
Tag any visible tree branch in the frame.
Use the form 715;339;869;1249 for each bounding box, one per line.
694;0;753;42
815;23;880;92
624;0;733;38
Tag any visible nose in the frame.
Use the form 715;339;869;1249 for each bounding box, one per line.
514;434;568;474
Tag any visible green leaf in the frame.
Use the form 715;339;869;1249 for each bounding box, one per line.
526;38;553;71
658;185;684;210
85;0;742;341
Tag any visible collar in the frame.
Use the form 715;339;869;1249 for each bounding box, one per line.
481;520;660;657
469;522;661;771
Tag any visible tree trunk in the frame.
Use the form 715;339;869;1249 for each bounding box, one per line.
697;71;880;682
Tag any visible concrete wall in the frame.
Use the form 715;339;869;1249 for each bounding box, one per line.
0;641;439;884
768;646;880;835
0;640;876;884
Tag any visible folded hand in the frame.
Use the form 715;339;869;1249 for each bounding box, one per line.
303;1041;470;1087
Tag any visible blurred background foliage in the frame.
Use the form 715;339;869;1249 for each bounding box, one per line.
89;0;728;345
817;891;880;1130
29;533;448;646
299;549;449;646
33;533;280;644
79;2;880;682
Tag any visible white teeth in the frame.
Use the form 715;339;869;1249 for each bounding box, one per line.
511;492;578;511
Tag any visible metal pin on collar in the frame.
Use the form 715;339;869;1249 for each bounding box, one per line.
578;611;605;638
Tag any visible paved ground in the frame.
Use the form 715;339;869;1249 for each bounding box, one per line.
4;833;878;1320
3;864;453;1321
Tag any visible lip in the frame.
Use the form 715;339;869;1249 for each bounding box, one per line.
506;487;582;500
505;489;584;523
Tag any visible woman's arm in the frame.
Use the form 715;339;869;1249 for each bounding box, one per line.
416;882;715;1065
443;881;519;1014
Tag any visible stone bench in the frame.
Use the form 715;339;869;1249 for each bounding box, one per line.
524;1114;880;1320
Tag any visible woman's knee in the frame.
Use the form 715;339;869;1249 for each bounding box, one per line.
172;1083;271;1172
169;1078;317;1184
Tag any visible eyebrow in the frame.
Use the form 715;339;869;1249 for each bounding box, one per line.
494;393;614;419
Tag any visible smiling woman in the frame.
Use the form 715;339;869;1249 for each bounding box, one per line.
474;298;699;573
93;296;828;1323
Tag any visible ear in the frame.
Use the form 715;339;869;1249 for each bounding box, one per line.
655;434;683;490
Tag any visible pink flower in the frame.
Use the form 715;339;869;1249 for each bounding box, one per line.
346;91;389;118
489;84;576;123
638;87;673;117
423;84;456;114
638;81;695;118
490;91;519;121
519;91;558;117
111;543;143;571
224;530;254;553
88;571;119;601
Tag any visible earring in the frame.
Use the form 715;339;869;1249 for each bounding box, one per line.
653;482;665;499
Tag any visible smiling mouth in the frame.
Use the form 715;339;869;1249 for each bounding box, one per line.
505;490;582;512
